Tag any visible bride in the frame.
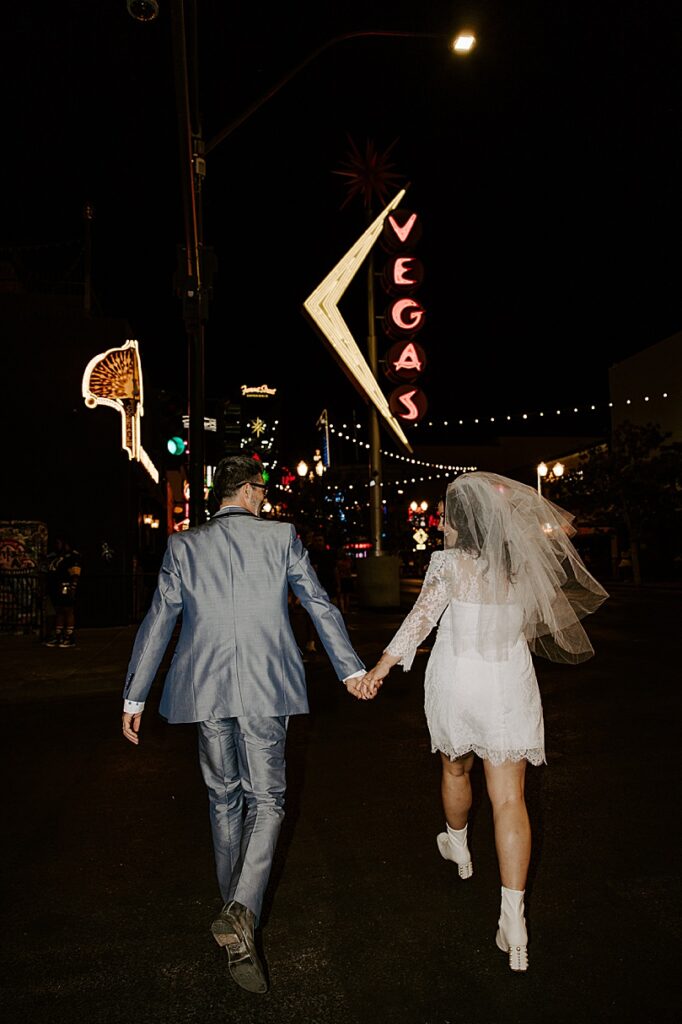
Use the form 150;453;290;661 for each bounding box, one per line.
362;471;608;972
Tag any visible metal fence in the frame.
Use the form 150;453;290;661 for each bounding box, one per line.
0;571;160;635
0;571;47;636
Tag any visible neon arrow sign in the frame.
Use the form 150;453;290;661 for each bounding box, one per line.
303;189;413;453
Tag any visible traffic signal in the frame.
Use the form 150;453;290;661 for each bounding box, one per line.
167;435;186;456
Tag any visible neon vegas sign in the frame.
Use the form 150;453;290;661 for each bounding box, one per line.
381;211;427;422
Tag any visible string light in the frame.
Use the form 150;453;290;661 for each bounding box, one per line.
269;387;673;519
375;389;673;431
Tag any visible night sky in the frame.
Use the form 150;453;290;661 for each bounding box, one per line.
4;0;681;461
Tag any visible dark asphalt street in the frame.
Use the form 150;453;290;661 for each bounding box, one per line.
1;583;680;1024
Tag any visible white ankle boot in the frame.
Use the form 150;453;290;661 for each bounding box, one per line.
436;824;473;879
495;885;528;971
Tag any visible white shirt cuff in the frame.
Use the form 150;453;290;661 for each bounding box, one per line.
343;670;365;683
124;699;145;714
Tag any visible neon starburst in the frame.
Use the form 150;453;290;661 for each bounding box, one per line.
333;136;405;211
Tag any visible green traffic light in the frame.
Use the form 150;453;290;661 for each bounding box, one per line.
167;436;186;456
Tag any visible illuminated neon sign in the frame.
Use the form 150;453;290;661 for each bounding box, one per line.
382;255;424;294
384;297;426;338
241;384;277;397
380;210;428;424
385;340;427;383
82;339;159;483
303;189;413;453
389;385;428;422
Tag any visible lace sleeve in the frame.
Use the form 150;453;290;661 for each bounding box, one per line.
385;552;450;670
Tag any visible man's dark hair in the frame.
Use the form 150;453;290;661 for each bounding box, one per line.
213;454;262;503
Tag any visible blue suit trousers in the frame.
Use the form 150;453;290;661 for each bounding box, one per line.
197;716;288;924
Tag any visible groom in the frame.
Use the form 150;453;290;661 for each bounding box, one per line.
121;454;366;993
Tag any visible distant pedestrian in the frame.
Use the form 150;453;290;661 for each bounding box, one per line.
362;472;608;972
303;531;339;651
335;549;354;616
309;532;338;601
44;536;81;648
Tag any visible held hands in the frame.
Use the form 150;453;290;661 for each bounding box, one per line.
360;660;392;699
344;654;398;701
344;674;372;700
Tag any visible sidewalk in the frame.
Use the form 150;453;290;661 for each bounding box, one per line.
0;625;140;703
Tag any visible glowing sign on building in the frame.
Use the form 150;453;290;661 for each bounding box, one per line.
82;338;159;483
241;384;277;398
303;189;413;453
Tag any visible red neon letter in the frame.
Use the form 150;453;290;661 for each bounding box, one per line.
393;257;417;286
388;212;418;243
391;299;425;331
397;390;419;420
393;343;423;374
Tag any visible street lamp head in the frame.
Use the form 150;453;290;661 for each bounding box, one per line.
553;462;565;478
296;460;309;478
451;31;476;54
126;0;159;22
537;462;548;478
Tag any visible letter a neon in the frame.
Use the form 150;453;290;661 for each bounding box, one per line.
393;343;422;374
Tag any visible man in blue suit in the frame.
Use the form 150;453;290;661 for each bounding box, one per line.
121;454;366;993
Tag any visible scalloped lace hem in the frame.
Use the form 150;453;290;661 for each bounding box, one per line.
433;742;546;766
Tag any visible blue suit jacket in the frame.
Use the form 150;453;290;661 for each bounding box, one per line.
123;509;365;723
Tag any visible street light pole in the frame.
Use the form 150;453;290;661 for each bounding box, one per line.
170;0;206;527
158;14;476;526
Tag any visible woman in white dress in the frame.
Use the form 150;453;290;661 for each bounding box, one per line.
362;472;608;972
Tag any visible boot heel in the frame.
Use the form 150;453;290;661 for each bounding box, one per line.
496;886;529;971
436;832;474;879
496;930;528;971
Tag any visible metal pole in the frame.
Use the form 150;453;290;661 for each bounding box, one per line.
171;0;205;527
83;201;93;316
366;248;383;555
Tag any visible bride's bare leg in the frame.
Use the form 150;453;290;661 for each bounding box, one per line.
483;759;530;889
440;751;474;829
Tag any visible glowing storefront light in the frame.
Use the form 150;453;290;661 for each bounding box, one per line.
82;339;159;483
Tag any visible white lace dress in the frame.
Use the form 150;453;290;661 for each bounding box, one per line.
386;549;545;765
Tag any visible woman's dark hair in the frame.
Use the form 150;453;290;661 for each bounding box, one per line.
448;493;514;582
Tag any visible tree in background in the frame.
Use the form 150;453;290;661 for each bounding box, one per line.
547;422;682;585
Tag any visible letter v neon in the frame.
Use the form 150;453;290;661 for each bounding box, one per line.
388;213;417;243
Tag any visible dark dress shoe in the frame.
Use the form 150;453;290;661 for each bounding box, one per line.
210;900;268;993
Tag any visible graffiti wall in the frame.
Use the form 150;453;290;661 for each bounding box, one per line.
0;521;48;633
